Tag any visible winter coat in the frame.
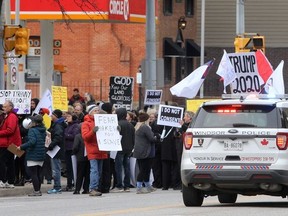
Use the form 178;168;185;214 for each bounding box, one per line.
133;123;156;159
64;121;80;151
48;117;66;159
0;111;21;147
72;133;88;162
81;114;108;160
20;125;46;161
116;108;135;154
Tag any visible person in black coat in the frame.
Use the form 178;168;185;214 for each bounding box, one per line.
111;108;135;192
72;124;90;194
18;115;46;196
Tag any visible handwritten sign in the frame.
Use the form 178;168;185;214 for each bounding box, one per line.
228;52;264;94
144;90;162;105
157;104;184;128
0;90;31;114
94;114;122;151
52;86;68;111
109;76;134;110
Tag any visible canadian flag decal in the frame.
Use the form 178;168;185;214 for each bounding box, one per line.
261;139;269;145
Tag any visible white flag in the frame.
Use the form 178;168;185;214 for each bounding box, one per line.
216;50;236;93
262;60;285;95
170;60;214;98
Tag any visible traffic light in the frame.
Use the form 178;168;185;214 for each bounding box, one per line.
234;37;251;53
15;27;30;55
252;36;265;54
3;25;19;52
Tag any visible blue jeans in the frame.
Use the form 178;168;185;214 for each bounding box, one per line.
89;159;103;191
115;152;131;188
51;158;61;190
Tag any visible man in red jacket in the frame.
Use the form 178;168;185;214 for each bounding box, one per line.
0;100;21;188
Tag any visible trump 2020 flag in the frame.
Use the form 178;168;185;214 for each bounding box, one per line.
261;60;285;95
216;50;236;93
170;60;214;98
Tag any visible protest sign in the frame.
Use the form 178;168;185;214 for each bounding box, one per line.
94;114;122;151
144;90;162;105
0;90;31;114
34;89;53;115
52;86;68;111
157;104;184;128
228;52;264;94
109;76;134;110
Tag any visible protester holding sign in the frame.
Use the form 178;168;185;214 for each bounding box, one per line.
111;108;135;193
0;100;21;189
81;104;108;196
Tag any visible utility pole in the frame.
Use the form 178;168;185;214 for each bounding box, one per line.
236;0;245;35
199;0;205;98
0;0;5;90
145;0;157;90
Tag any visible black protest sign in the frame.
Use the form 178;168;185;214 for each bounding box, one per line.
157;104;184;128
144;90;162;105
109;76;134;110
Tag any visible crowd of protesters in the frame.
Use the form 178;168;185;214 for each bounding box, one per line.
0;88;194;197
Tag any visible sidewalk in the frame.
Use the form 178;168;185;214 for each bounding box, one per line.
0;179;67;197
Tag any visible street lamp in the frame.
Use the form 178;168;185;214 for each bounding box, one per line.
176;16;186;46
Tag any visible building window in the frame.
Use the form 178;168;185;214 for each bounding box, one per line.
163;0;173;16
185;0;194;17
164;57;172;83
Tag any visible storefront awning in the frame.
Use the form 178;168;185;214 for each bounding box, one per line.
163;37;185;57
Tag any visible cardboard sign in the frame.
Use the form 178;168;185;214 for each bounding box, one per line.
8;144;25;158
144;90;162;105
157;105;184;128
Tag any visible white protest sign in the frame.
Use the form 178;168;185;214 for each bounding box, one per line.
0;90;31;114
33;89;53;115
94;114;122;151
157;104;184;128
228;52;264;94
144;90;162;105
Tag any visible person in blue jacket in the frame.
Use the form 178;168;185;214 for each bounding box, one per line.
18;115;46;196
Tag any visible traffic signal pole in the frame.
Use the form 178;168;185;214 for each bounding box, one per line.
236;0;245;35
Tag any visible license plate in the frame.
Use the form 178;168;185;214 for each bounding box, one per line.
224;141;243;151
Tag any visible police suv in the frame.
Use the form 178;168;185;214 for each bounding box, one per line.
181;94;288;206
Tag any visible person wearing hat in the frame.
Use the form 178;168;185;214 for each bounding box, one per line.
18;115;46;196
82;104;108;196
133;112;158;194
47;109;66;194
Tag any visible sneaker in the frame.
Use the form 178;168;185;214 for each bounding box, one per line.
136;187;150;194
5;182;15;188
47;188;62;194
146;186;157;193
0;181;6;188
110;187;124;193
124;188;130;192
89;189;102;196
28;191;42;196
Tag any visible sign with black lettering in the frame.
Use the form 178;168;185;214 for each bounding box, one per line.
94;114;122;151
157;105;184;128
0;90;31;114
109;76;134;110
228;52;264;94
144;90;162;105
